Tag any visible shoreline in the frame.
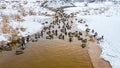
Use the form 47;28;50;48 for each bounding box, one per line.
0;38;112;68
0;38;93;68
87;41;112;68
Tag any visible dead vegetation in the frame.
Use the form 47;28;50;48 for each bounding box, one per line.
0;14;25;46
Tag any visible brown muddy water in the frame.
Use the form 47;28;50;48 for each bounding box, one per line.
0;38;94;68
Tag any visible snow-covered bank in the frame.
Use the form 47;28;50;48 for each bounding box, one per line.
0;0;56;44
77;15;120;68
65;2;120;16
0;15;53;45
44;0;72;8
0;0;120;67
9;16;53;37
64;2;120;68
0;0;73;44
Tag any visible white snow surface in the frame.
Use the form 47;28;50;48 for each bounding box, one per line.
44;0;72;8
0;0;120;68
9;15;53;37
0;35;8;41
0;0;55;42
72;2;120;68
79;15;120;68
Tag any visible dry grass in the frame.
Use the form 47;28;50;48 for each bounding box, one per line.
1;15;10;34
0;15;21;46
29;10;36;16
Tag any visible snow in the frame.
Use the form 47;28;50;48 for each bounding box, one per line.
0;35;8;41
73;3;120;68
0;0;55;42
63;2;120;67
0;0;120;68
74;2;86;7
0;9;19;16
9;15;53;37
44;0;73;8
76;23;87;31
89;16;120;68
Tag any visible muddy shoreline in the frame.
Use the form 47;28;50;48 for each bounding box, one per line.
87;41;112;68
0;38;93;68
0;38;111;68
